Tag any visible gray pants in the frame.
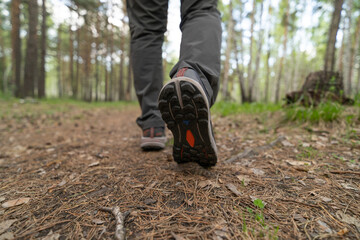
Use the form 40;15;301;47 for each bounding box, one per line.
127;0;221;130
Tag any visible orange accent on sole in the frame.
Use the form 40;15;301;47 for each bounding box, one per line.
186;130;195;147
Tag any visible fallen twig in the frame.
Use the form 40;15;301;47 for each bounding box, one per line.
329;170;360;176
100;206;130;240
225;136;285;163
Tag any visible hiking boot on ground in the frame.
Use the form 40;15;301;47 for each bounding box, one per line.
158;68;218;167
141;127;167;150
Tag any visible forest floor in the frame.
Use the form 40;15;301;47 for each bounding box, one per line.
0;99;360;240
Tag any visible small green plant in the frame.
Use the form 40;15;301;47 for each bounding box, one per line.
284;101;343;123
296;146;320;160
234;200;279;239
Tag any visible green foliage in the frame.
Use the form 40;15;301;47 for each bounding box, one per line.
296;146;320;160
284;102;344;123
235;199;279;239
212;101;281;116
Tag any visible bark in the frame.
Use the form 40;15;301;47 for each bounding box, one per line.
324;0;344;72
348;15;360;94
233;37;247;103
264;5;272;103
247;0;256;102
126;40;132;101
38;0;46;98
95;15;100;102
343;0;353;96
221;1;234;101
275;0;289;103
0;15;7;92
109;23;114;101
264;46;271;103
75;23;80;99
57;25;62;97
119;34;125;101
104;17;109;101
69;24;75;97
84;28;92;102
11;0;22;97
24;0;39;98
251;0;264;101
354;16;360;93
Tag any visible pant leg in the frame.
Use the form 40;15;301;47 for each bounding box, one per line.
127;0;168;130
170;0;222;106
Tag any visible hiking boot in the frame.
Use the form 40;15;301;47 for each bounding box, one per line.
158;68;217;167
141;127;167;150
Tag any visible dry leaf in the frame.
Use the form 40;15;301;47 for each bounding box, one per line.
337;228;349;236
317;220;332;233
92;219;105;225
298;180;306;186
41;230;60;240
340;183;358;191
302;143;310;147
236;175;251;186
226;183;242;197
314;178;326;184
198;180;220;188
0;220;17;235
0;198;5;203
58;180;67;187
171;232;186;240
88;161;99;167
1;198;30;208
320;196;332;202
293;214;306;223
281;140;294;147
336;211;360;232
184;199;193;206
286;160;311;166
251;168;264;176
0;232;15;240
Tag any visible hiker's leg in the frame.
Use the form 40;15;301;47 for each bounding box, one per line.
170;0;222;106
127;0;169;129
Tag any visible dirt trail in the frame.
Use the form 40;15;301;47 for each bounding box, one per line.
0;103;359;239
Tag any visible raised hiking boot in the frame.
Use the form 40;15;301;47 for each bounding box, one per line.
158;68;217;167
141;127;167;150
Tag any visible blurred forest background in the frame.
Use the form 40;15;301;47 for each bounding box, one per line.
0;0;359;103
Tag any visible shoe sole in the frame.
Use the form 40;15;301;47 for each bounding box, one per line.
158;77;217;167
141;136;166;150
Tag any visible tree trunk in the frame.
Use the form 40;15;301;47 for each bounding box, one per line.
348;14;360;95
0;15;7;93
275;0;289;103
126;41;132;101
69;24;75;98
11;0;22;97
57;25;62;97
24;0;39;98
221;1;234;101
324;0;344;72
75;24;80;99
251;0;264;102
264;48;271;103
38;0;46;98
264;4;272;103
109;24;114;102
84;28;92;102
119;35;125;101
233;37;247;104
95;14;100;102
354;16;360;93
247;0;256;102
